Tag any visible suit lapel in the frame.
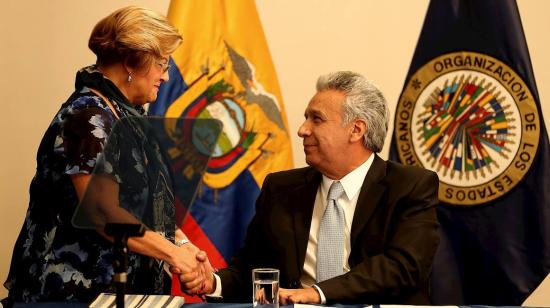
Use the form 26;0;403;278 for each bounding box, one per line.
286;157;387;275
291;168;321;276
350;154;388;245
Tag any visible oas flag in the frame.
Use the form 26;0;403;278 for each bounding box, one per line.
150;0;293;300
390;0;550;305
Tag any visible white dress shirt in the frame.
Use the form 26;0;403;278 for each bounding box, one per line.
209;154;375;302
302;154;374;303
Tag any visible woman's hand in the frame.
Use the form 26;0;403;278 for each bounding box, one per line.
168;243;214;295
168;243;203;285
195;251;215;294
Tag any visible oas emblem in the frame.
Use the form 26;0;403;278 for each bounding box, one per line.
395;51;540;205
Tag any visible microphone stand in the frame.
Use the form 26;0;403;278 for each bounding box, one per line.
105;223;146;308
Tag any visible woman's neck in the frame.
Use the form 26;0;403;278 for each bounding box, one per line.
96;63;132;102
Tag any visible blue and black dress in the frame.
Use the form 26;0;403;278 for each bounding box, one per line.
4;66;175;303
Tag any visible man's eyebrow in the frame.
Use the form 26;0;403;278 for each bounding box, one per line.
305;108;325;118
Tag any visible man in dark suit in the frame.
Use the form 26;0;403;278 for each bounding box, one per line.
180;71;440;304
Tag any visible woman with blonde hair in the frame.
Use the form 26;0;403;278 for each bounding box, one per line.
4;6;208;303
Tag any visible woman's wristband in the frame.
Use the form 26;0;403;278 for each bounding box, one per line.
175;239;190;247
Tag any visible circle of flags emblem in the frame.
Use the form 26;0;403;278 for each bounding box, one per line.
395;51;541;206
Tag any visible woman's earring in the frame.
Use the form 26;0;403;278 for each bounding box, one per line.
127;73;133;83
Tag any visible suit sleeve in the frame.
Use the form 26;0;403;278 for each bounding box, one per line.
214;174;273;302
317;170;440;303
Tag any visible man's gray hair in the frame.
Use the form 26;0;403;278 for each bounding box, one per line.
316;71;390;153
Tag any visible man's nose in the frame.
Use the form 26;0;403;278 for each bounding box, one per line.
297;121;310;138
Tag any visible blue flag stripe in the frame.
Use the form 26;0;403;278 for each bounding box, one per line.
150;58;188;116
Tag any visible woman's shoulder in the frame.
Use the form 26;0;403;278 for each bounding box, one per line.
67;88;110;111
59;88;117;123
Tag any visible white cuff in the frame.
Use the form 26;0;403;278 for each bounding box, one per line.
312;285;326;304
206;273;223;298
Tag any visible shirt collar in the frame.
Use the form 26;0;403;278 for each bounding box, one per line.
321;153;375;201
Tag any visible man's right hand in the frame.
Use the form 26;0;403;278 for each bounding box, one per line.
168;243;206;294
178;249;216;295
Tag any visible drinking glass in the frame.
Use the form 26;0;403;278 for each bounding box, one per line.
252;268;279;308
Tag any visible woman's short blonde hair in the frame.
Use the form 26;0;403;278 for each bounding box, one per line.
89;6;182;69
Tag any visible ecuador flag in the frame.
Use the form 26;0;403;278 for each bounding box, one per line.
149;0;293;300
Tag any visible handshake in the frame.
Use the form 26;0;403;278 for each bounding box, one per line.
166;241;321;304
168;241;216;295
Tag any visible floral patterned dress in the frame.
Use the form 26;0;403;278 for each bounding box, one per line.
4;66;175;303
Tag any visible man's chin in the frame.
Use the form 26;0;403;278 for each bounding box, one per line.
304;156;319;168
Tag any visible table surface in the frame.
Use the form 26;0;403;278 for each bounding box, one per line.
10;303;529;308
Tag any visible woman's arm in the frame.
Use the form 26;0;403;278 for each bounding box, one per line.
71;173;207;287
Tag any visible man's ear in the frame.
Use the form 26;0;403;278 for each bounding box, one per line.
350;119;367;143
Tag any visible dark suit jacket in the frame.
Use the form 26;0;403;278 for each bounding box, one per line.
218;155;440;304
